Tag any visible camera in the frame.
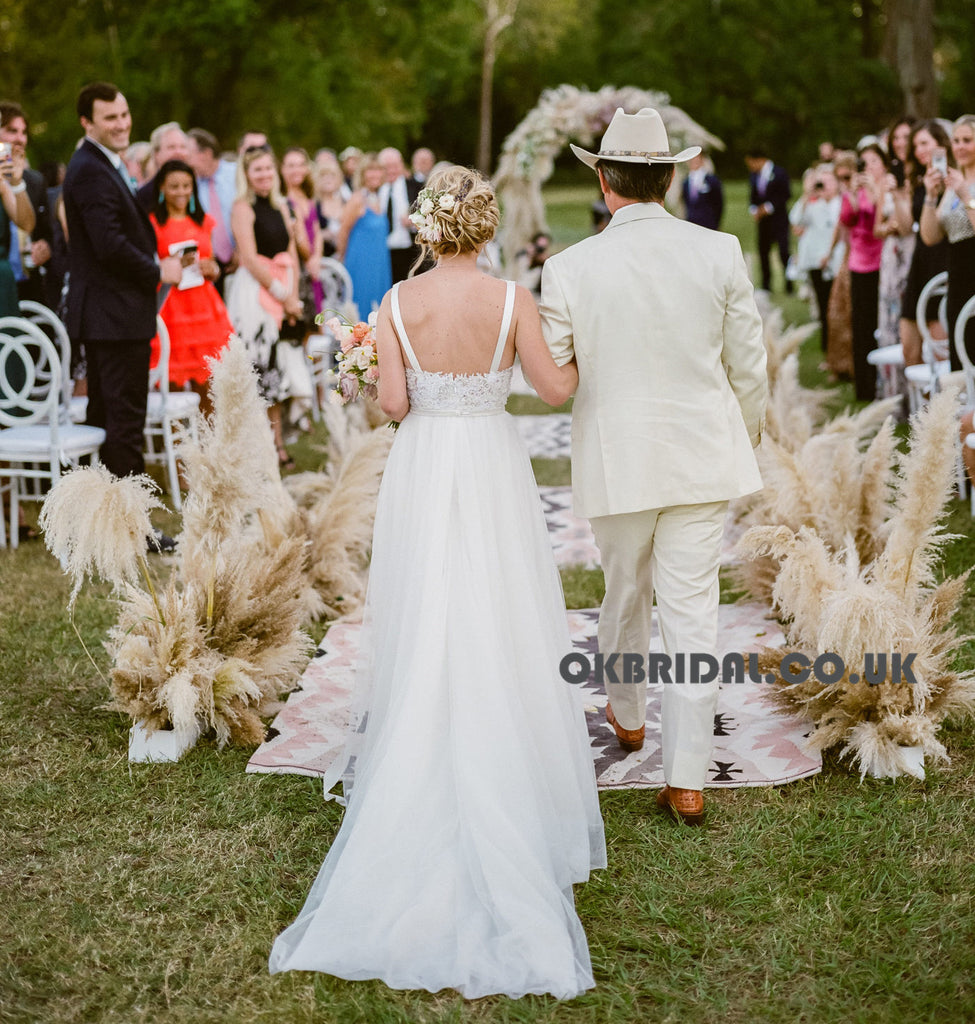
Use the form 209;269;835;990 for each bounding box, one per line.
856;158;866;173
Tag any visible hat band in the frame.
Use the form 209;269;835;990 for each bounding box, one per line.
599;149;673;158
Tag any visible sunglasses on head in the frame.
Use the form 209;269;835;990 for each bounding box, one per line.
244;144;271;155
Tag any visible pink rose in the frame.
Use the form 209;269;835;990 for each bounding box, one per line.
364;365;380;382
340;374;359;401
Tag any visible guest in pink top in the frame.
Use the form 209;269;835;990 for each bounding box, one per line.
840;143;887;400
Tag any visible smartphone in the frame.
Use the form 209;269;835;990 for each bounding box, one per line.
932;148;948;175
0;142;11;162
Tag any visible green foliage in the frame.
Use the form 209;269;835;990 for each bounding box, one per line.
6;0;975;174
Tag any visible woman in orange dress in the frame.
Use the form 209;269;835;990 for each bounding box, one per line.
150;159;233;417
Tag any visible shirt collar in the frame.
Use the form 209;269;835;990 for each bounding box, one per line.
88;136;124;170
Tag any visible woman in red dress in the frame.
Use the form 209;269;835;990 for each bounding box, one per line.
150;159;233;417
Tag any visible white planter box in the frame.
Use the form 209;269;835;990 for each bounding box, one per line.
128;719;201;763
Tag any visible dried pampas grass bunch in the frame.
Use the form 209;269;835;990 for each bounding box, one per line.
42;335;314;748
738;390;975;780
730;302;904;602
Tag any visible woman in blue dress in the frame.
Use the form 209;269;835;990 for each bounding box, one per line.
338;154;392;317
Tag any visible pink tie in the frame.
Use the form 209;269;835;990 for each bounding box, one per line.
208;177;233;263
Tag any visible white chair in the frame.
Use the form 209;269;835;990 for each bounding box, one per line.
143;316;200;511
866;340;905;402
953;293;975;514
305;259;355;422
904;272;950;415
0;317;105;549
318;256;355;316
19;301;73;408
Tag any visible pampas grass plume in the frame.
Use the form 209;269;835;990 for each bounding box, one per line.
40;466;163;609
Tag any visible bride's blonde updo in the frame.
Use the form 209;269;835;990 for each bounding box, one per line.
410;165;499;261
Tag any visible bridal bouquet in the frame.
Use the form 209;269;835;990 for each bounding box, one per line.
317;310;379;404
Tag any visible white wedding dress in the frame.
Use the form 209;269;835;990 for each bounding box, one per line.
269;280;606;999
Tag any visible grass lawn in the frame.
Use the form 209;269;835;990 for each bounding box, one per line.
2;182;974;1023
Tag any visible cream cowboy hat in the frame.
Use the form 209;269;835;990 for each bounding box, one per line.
570;107;701;168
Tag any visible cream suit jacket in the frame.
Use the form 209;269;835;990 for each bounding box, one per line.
540;202;767;518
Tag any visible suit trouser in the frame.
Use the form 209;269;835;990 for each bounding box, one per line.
590;500;727;791
84;338;151;478
757;219;790;292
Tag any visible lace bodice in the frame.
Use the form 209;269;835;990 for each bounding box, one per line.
406;366;513;415
391;278;516;418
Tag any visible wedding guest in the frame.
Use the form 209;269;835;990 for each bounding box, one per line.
339;146;361;190
790;165;843;351
899;120;951;365
237;130;268;156
1;101;52;306
338;154;391;317
841;143;887;400
281;146;322;318
314;154;346;261
681;151;723;230
187;127;237;291
745;146;792;292
875;118;916;349
62;82;183;550
920;114;975;377
226;143;304;469
824;151;856;379
378;147;422;283
0;125;35;315
123;141;152;186
410;146;435;184
135;122;190;211
149;159;233;419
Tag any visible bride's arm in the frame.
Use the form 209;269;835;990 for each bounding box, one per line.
512;285;578;406
376;294;410;420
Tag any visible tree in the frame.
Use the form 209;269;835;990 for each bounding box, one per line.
477;0;518;172
882;0;938;117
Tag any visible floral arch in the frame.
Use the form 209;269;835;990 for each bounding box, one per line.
493;84;724;269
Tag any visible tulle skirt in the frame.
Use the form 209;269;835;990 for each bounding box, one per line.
269;408;606;999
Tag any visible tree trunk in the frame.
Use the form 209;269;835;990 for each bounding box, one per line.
477;0;516;173
882;0;938;118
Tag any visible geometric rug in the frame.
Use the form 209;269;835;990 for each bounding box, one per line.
246;603;821;789
515;414;572;458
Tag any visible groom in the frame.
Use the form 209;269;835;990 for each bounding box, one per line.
540;108;767;825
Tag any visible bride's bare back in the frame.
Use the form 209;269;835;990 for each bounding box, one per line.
376;253;577;421
391;266;515;375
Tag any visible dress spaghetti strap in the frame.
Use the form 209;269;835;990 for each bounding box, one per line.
389;282;421;371
490;281;517;373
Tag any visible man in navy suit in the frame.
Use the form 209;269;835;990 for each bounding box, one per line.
62;82;183;486
745;147;792;292
681;152;724;230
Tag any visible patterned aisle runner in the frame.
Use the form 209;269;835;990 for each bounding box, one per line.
247;604;820;789
248;406;821;788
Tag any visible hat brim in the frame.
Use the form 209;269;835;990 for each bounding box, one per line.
570;143;702;169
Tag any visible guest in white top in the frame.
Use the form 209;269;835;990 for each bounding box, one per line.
790;165;844;351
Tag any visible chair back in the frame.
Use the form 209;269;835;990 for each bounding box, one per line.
318;257;354;313
916;271;949;365
954;294;975;410
149;315;172;407
19;300;74;408
0;317;62;433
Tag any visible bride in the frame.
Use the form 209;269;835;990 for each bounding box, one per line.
269;166;606;1000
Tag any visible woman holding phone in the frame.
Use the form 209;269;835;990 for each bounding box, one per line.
0;139;36;316
898;121;951;365
150;159;233;419
920;114;975;374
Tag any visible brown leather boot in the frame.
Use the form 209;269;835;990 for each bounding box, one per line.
605;702;645;752
656;784;705;826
